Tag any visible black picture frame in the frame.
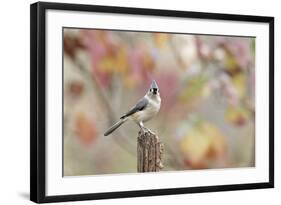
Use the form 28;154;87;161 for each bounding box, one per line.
30;2;274;203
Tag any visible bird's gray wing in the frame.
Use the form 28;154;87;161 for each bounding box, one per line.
120;97;148;119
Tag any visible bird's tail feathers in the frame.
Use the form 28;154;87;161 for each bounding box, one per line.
104;118;127;136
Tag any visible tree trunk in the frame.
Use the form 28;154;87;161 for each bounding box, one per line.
137;130;164;172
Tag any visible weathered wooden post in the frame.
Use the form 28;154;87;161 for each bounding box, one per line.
137;130;164;172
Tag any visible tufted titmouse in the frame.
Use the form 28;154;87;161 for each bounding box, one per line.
104;80;161;136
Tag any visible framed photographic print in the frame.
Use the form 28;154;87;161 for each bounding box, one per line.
30;1;274;203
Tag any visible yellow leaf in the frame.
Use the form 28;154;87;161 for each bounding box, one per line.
225;106;250;126
143;52;155;71
225;52;238;71
98;46;128;74
180;128;210;165
231;73;246;98
98;56;115;73
180;122;226;167
115;46;128;74
201;123;226;157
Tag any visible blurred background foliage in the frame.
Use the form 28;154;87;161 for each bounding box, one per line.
63;28;255;176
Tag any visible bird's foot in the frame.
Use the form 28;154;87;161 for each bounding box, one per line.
140;127;155;135
140;127;148;134
147;128;156;135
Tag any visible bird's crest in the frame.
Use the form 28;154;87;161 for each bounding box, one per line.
150;80;159;90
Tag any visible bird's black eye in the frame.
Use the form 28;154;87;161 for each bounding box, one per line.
150;89;153;92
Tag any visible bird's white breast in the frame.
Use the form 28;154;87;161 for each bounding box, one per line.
131;95;161;123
